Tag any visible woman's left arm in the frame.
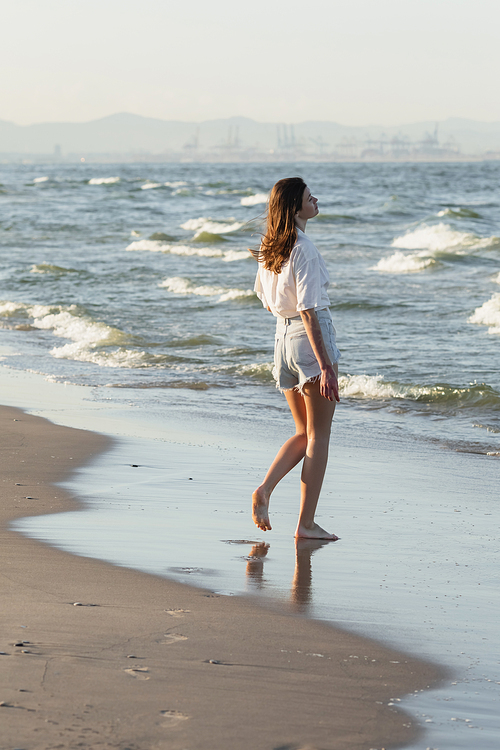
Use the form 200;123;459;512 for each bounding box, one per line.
300;309;340;402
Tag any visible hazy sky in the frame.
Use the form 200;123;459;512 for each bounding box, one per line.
3;0;499;126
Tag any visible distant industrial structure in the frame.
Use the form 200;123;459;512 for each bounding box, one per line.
336;125;460;161
179;123;463;162
2;113;499;163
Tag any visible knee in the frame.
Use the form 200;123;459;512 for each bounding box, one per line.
294;432;308;450
306;431;331;447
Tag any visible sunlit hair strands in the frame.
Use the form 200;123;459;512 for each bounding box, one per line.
251;177;306;273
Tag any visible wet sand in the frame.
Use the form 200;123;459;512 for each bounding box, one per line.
0;403;445;750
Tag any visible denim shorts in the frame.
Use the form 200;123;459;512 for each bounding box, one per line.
273;308;341;393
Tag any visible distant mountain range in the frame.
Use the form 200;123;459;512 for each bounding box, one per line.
1;113;500;158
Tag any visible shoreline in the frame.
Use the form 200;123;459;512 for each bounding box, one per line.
0;403;444;750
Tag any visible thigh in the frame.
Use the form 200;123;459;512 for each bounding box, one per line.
302;375;337;439
284;388;308;433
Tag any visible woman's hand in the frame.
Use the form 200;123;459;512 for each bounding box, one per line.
320;365;340;403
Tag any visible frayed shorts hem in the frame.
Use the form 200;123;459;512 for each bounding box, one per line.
274;372;322;396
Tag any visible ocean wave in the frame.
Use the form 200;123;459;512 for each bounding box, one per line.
375;221;500;274
208;360;274;383
30;263;78;275
173;188;196;197
0;300;154;368
180;217;244;241
149;232;176;241
236;362;274;381
468;293;500;334
223;250;250;262
88;177;120;185
316;213;358;222
392;222;498;252
241;193;268;207
159;276;255;302
33;176;49;183
206;187;253;196
127;239;220;256
0;301;26;317
437;207;482;219
141;182;163;190
126;240;248;261
373;251;436;274
165;334;222;348
339;373;500;408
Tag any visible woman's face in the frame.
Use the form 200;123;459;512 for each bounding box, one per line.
296;186;319;221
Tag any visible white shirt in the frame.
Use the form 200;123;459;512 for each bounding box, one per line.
254;228;330;318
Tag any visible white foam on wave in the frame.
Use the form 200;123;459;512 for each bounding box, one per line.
241;193;268;207
30;263;75;275
180;216;244;239
436;207;482;219
126;240;248;261
33;176;49;183
0;300;148;367
392;222;496;252
338;373;500;406
373;251;436;274
468;293;500;334
164;181;187;188
141;182;163;190
338;373;447;401
338;374;404;399
237;362;273;378
0;301;25;316
29;305;131;359
375;221;500;274
159;276;254;302
222;250;249;262
88;176;120;185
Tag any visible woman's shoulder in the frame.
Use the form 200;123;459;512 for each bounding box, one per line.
292;229;320;262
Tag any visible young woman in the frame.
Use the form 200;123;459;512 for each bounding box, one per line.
252;177;341;540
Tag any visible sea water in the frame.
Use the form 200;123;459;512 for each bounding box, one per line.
1;161;500;451
2;161;500;748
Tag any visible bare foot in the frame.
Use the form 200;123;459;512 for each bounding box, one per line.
295;521;338;540
252;487;272;531
246;543;270;586
247;542;270;560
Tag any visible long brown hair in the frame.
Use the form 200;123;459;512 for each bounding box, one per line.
254;177;306;273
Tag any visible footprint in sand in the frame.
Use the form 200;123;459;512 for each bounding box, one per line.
123;667;150;680
160;709;189;727
164;609;190;618
162;633;188;645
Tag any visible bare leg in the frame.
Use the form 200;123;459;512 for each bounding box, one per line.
291;538;331;612
252;389;307;531
295;375;338;540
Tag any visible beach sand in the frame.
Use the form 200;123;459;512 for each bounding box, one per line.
0;404;443;750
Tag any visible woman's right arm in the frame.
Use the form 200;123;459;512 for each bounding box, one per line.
299;308;340;403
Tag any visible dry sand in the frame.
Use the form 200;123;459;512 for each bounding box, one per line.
0;404;444;750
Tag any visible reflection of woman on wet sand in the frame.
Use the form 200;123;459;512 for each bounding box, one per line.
251;177;341;540
245;540;330;614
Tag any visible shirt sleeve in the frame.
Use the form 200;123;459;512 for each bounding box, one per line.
293;249;323;312
254;266;269;309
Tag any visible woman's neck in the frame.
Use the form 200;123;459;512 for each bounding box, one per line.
295;218;307;233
